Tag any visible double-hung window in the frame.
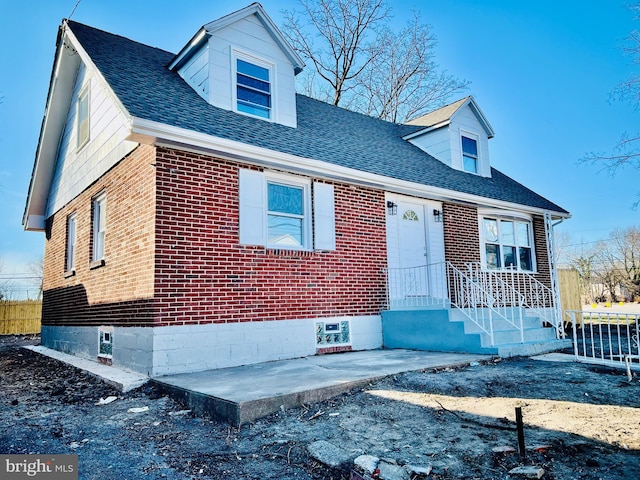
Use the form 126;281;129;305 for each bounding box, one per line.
461;135;478;173
236;58;271;119
482;216;534;272
267;182;305;247
92;193;106;262
65;214;77;272
77;86;90;150
238;169;336;251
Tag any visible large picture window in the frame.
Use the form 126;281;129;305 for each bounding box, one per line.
481;215;534;271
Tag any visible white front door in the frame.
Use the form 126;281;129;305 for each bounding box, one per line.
386;196;447;306
396;201;429;298
398;201;427;268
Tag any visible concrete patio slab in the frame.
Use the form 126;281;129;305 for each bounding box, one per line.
24;345;148;392
151;349;490;425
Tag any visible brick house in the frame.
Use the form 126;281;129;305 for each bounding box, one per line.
24;3;570;376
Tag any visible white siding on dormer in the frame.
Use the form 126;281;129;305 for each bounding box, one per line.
178;43;209;100
201;13;298;128
46;62;137;218
450;107;491;177
407;127;452;167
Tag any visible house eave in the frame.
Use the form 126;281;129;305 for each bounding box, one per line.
23;21;133;231
167;28;211;71
128;117;568;219
402;120;450;141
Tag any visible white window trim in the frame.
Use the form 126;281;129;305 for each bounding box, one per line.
92;192;106;262
231;48;275;122
65;214;77;273
460;130;479;174
238;169;336;252
76;84;90;151
265;172;311;250
478;210;537;273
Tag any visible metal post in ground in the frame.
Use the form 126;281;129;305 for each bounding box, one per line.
516;406;526;460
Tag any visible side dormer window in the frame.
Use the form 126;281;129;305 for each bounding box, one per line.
77;85;90;150
236;58;271;119
461;135;478;173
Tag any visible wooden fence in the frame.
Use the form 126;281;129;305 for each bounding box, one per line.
0;300;42;335
559;268;581;323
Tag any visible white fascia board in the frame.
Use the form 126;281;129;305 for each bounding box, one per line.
402;120;450;141
168;28;210;71
24;24;134;231
463;97;495;139
203;3;305;74
23;26;78;230
128;117;569;219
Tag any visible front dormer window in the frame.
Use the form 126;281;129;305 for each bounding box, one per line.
461;135;478;173
236;58;271;119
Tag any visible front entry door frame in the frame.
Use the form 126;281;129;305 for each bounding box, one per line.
385;194;447;305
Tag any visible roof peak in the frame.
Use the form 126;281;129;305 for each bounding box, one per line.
405;96;494;139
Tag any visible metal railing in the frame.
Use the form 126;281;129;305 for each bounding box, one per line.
446;262;496;345
384;262;448;310
385;261;563;347
467;263;564;339
567;310;640;371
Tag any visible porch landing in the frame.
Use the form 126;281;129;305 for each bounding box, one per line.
151;349;489;426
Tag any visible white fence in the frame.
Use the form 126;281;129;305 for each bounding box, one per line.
567;310;640;371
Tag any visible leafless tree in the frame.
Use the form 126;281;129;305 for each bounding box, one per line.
282;0;467;120
283;0;389;106
611;226;640;300
593;240;626;302
28;256;44;300
581;3;639;193
354;12;469;122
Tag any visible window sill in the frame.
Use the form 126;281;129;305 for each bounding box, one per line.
89;259;106;270
63;269;76;279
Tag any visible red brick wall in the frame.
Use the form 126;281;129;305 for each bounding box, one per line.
152;148;388;326
442;202;481;270
42;145;156;326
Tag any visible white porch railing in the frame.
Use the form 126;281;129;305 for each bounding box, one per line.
385;261;564;347
383;262;448;310
567;310;640;371
467;263;564;339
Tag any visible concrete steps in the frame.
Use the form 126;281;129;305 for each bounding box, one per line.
382;307;569;358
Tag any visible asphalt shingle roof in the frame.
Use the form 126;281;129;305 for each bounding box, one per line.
68;20;567;214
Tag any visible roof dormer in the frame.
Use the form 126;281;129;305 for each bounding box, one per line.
403;96;495;177
169;3;305;128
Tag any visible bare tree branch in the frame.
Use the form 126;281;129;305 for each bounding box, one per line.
282;0;389;106
581;4;639;196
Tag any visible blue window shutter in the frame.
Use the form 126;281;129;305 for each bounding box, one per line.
239;169;266;245
313;182;336;251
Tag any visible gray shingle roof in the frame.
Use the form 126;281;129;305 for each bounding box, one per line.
68;20;567;214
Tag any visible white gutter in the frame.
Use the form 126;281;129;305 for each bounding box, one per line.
129;117;570;219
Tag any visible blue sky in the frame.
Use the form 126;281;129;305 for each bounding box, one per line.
0;0;638;296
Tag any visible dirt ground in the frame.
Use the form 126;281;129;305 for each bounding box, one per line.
1;335;639;480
